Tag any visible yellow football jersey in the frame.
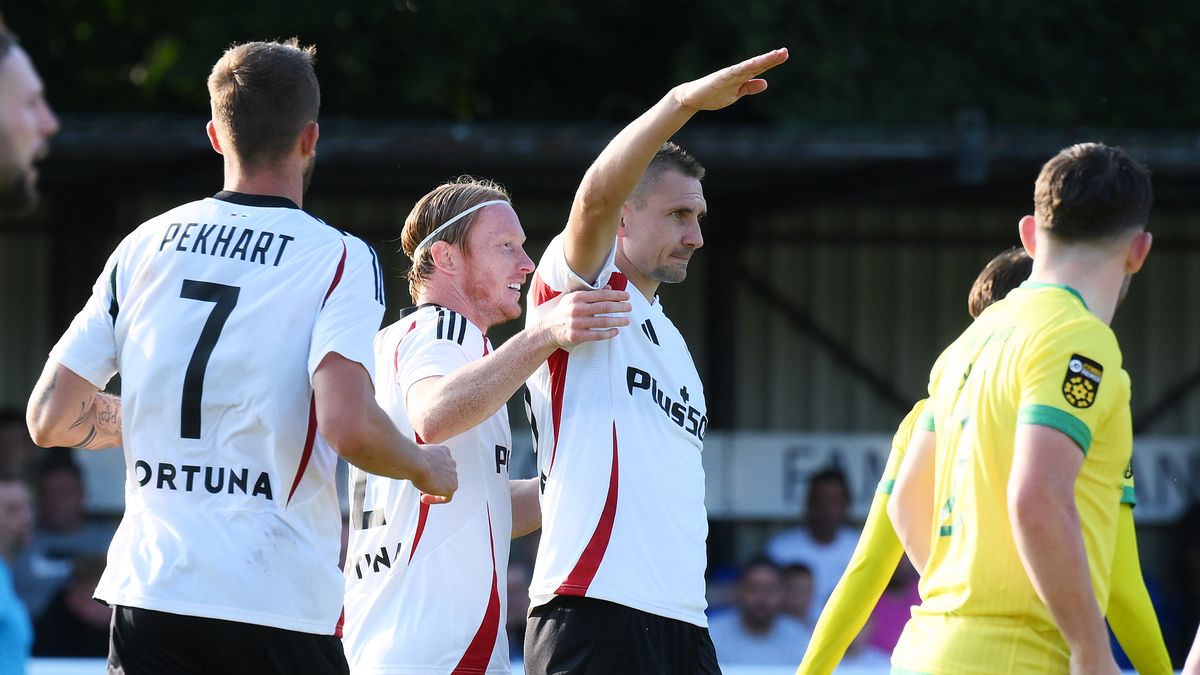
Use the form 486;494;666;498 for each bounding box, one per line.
892;282;1131;674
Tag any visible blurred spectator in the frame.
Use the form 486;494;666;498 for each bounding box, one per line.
507;558;532;661
0;475;33;671
32;554;108;656
13;451;116;619
766;468;857;622
866;554;920;652
708;557;809;665
780;563;814;630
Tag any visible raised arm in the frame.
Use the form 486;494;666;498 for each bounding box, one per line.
27;362;122;450
1009;425;1118;675
407;288;629;444
312;352;457;503
1106;504;1172;675
887;428;936;574
563;48;788;283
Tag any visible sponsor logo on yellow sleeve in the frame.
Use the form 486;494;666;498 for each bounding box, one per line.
1062;354;1103;409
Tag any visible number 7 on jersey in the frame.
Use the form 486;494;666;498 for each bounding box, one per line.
179;280;240;439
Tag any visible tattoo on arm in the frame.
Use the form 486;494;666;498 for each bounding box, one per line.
36;369;59;407
96;393;122;433
69;402;89;430
69;393;122;449
72;426;98;449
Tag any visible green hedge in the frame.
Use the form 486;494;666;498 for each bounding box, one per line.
7;1;1199;127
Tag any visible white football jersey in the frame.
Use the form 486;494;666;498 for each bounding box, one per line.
524;234;709;627
49;191;385;634
344;305;513;674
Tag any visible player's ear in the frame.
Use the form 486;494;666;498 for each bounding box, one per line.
1124;230;1153;274
299;121;319;157
206;121;224;156
429;241;456;274
1017;215;1037;258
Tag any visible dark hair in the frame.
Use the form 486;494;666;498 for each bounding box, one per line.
741;555;781;579
206;39;320;170
400;176;512;302
807;467;850;503
1033;143;1153;243
968;247;1033;318
630;142;706;206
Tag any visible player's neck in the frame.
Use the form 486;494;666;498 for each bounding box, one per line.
222;161;305;209
614;252;660;302
1028;258;1125;325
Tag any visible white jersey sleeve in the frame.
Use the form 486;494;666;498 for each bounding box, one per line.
530;233;618;296
50;246;123;388
308;236;385;381
395;307;475;394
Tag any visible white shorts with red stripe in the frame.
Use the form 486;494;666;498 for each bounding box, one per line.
524;234;710;627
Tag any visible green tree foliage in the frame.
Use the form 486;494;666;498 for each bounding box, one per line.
6;0;1200;127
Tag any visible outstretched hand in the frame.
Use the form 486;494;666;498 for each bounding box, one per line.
537;287;632;349
673;48;789;112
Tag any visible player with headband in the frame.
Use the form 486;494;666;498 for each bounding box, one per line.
342;177;631;673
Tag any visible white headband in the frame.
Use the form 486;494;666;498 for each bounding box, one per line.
413;199;508;255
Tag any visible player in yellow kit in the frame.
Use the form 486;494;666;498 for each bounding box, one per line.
796;248;1031;675
797;253;1171;674
888;143;1154;675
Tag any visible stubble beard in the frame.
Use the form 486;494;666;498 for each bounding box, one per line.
302;155;316;195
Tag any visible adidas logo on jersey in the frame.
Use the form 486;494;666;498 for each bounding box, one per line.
625;366;707;440
640;319;660;345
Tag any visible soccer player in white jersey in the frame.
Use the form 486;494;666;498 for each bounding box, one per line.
343;177;630;674
522;48;788;673
24;40;456;675
0;15;59;214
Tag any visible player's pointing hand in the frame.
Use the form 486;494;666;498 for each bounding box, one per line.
414;444;458;504
672;47;788;113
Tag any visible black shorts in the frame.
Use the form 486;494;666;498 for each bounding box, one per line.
524;595;721;675
107;605;349;675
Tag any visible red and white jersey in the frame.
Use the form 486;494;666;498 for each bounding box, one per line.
524;234;709;626
49;191;385;634
344;305;513;674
